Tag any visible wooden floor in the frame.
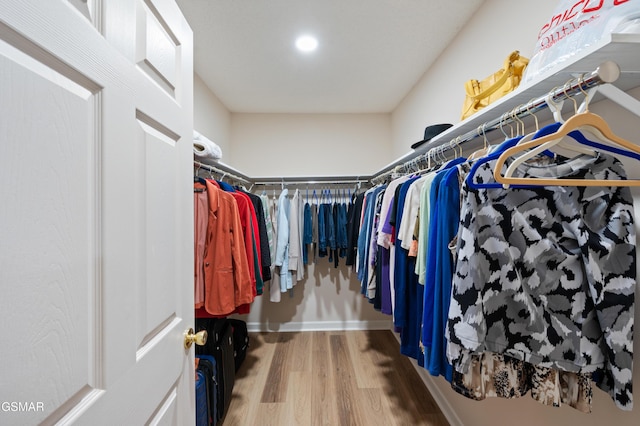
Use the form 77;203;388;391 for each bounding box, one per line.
222;330;449;426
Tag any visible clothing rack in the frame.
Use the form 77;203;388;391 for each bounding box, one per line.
195;160;372;189
194;160;253;186
370;61;624;185
252;176;370;186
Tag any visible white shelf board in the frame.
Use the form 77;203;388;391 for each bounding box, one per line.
411;32;640;158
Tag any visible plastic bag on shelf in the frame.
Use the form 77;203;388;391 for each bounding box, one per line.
523;0;640;84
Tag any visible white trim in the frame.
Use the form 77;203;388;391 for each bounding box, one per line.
245;320;393;333
411;363;463;426
391;332;463;426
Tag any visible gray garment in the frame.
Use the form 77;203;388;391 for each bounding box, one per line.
446;152;635;410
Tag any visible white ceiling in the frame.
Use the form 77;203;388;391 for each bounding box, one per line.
176;0;485;114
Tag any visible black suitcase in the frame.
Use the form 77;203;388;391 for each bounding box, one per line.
228;319;249;372
196;318;235;422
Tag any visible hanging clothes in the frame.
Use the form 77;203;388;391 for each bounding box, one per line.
291;189;305;281
446;152;635;411
195;180;254;316
260;192;276;265
226;187;261;297
303;201;312;265
345;192;364;267
366;189;386;298
273;188;292;299
450;352;593;412
194;184;208;309
357;186;385;292
311;200;319;262
390;176;422;365
241;190;272;283
423;161;469;380
377;176;409;316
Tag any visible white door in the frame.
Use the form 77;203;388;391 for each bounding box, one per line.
0;1;194;425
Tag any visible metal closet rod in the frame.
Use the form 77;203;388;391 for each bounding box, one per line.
370;61;621;184
195;161;370;186
252;176;371;186
194;161;253;185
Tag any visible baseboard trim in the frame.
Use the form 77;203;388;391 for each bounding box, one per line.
415;367;463;426
391;332;463;426
246;320;393;333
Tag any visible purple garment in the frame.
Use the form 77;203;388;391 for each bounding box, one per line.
378;199;395;315
380;200;394;236
380;246;392;315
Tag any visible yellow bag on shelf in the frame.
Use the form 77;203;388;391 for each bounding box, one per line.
460;51;529;121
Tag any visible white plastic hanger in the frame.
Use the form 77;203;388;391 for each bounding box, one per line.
494;94;640;187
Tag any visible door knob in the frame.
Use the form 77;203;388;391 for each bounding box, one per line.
184;328;207;349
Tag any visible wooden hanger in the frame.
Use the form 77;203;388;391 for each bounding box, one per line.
504;89;597;180
493;110;640;187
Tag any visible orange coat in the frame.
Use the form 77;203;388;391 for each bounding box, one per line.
201;180;254;315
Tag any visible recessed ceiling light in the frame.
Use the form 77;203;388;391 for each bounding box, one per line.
295;35;318;52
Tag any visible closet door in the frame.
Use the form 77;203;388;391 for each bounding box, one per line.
0;1;194;425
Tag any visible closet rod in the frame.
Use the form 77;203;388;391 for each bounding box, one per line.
369;61;621;184
253;176;371;186
194;161;253;185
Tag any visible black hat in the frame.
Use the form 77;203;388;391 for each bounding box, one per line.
411;123;453;150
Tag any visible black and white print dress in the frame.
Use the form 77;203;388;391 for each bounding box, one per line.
446;152;635;410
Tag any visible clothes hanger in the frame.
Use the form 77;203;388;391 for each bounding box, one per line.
453;137;463;159
498;77;640;187
467;129;489;161
491;89;584;188
512;80;639;163
466;105;557;190
503;102;541;149
431;143;466;172
193;163;206;184
494;84;640;187
534;83;595;156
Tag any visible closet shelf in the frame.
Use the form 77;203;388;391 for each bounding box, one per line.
439;33;640;142
372;32;640;180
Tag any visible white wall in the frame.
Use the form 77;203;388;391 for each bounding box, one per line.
234;261;391;332
226;112;392;332
391;0;559;160
229;113;391;177
389;1;640;424
194;73;232;163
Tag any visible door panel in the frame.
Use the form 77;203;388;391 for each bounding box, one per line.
136;115;181;347
0;34;100;426
136;0;180;97
0;0;193;424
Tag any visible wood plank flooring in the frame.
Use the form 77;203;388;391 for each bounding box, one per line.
222;330;449;426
